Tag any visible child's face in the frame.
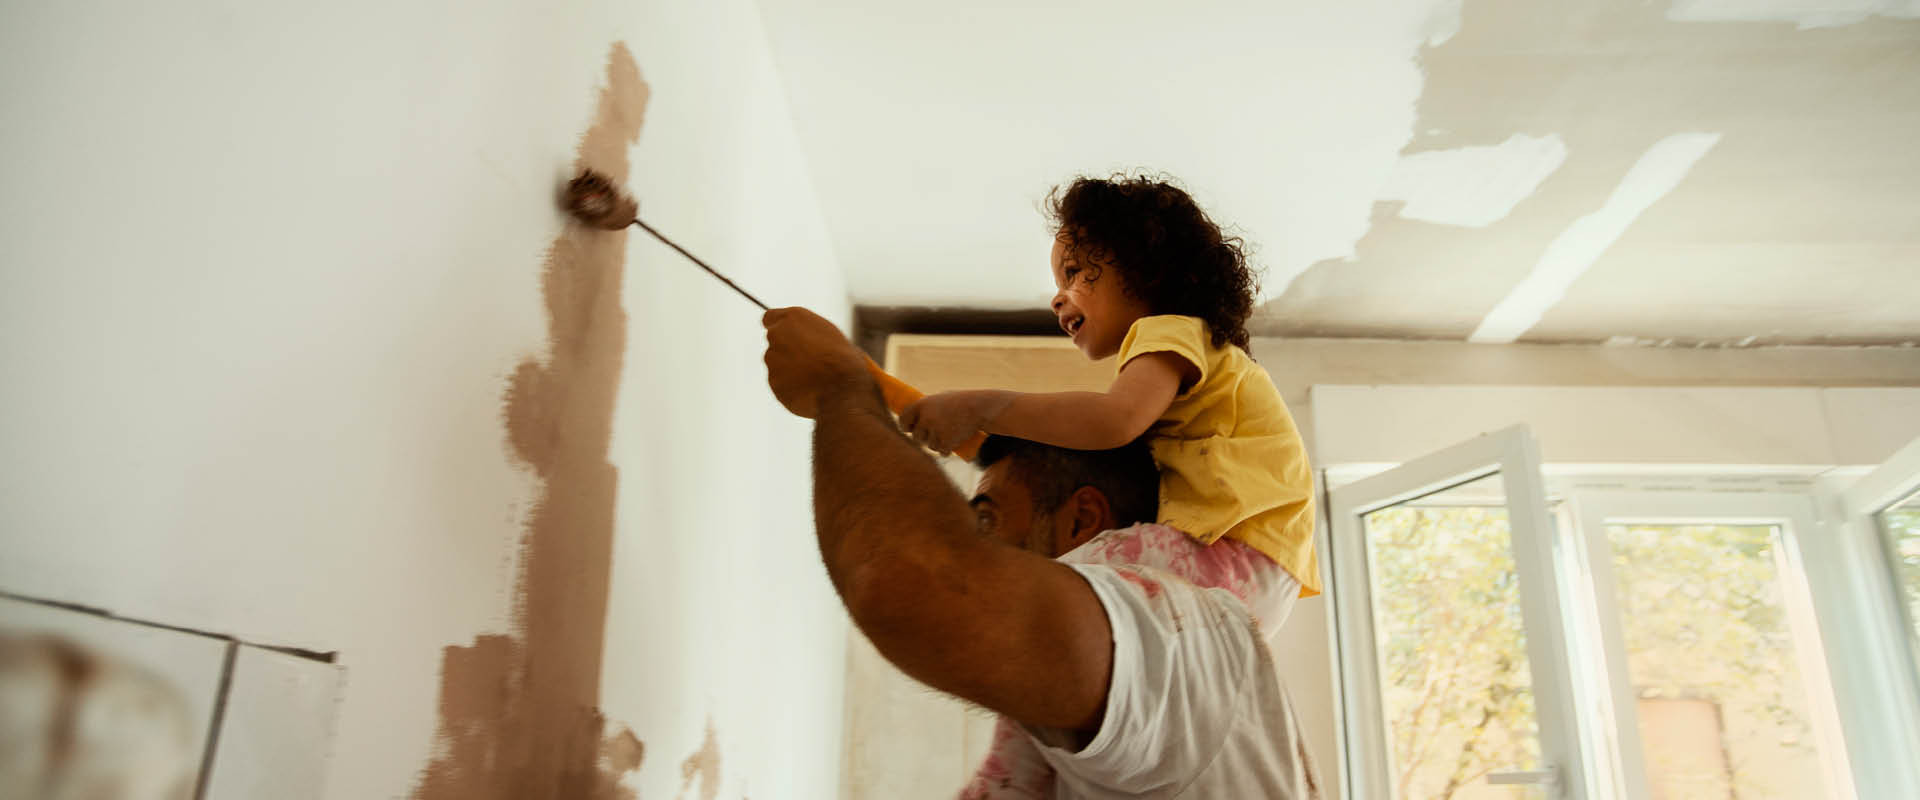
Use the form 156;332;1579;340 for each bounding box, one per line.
1050;234;1149;360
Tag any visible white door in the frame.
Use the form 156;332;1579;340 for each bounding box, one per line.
1328;425;1587;800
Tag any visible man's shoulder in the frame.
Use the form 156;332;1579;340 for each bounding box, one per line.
1057;523;1187;567
1028;562;1314;797
1064;560;1260;661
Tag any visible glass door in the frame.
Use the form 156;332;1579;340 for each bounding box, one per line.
1328;426;1588;799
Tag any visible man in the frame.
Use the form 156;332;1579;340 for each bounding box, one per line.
763;307;1318;798
968;432;1160;557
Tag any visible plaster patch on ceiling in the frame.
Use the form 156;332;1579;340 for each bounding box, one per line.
1424;0;1466;46
1469;133;1722;344
1378;134;1567;228
1667;0;1920;29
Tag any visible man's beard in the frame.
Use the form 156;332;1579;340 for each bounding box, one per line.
1026;511;1059;558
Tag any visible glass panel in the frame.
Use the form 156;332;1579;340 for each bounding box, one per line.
1604;524;1839;800
1877;488;1920;663
1363;473;1545;800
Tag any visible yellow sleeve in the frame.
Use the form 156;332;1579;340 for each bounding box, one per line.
1115;315;1210;390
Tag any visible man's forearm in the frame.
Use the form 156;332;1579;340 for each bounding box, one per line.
811;373;978;607
802;358;1115;732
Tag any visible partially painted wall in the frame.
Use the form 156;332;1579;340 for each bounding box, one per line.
0;2;848;799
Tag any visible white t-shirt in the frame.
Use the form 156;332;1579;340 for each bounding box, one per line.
1018;561;1321;799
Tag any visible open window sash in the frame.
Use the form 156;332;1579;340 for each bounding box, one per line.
1569;490;1850;800
1327;425;1589;800
1826;435;1920;798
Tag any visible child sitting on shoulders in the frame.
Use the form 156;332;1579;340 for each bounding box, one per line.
901;173;1321;602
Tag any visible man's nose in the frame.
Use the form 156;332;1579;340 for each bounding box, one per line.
1050;294;1066;314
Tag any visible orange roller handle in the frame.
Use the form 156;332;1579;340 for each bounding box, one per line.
862;355;985;461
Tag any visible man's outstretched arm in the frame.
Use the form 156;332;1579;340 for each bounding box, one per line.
763;307;1112;732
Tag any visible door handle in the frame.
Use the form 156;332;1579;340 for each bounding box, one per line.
1487;764;1561;795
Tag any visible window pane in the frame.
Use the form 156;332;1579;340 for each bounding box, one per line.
1876;488;1920;666
1363;473;1545;800
1604;524;1839;800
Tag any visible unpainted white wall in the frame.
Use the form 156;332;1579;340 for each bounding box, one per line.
0;2;847;799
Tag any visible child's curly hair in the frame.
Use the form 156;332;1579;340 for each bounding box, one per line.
1045;173;1258;351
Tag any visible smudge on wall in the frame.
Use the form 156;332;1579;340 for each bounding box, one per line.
412;41;649;800
676;719;722;800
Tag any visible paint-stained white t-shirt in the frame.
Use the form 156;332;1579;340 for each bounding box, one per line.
1018;561;1321;799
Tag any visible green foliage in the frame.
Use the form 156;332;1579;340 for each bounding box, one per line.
1608;524;1817;800
1366;506;1539;800
1364;511;1830;799
1881;507;1920;644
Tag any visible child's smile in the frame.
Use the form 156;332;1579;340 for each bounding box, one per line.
1050;235;1150;360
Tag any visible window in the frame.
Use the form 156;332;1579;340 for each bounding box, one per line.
1606;525;1830;798
1329;427;1581;800
1329;428;1920;800
1874;488;1920;665
1572;494;1851;800
1830;436;1920;800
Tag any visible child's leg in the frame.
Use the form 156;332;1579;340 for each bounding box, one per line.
1241;550;1300;641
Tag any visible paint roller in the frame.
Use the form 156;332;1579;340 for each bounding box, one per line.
561;170;986;461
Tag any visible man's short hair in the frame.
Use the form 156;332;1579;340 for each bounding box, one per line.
973;435;1159;528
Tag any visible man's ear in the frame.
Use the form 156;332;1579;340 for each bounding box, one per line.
1062;485;1117;549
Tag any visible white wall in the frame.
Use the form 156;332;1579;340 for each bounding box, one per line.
0;2;847;799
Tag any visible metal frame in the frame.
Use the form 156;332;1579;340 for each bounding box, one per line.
1327;425;1588;800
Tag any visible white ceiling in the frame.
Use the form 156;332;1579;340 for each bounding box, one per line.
755;0;1920;345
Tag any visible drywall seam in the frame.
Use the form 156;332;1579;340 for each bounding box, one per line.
411;42;648;800
1469;132;1722;344
1377;133;1568;228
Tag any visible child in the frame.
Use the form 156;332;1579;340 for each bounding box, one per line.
900;174;1321;603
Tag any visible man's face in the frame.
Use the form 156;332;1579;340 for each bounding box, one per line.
970;459;1067;557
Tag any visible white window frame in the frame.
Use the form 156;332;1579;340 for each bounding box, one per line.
1327;425;1590;800
1569;491;1855;800
1329;454;1920;800
1316;385;1920;800
1822;435;1920;799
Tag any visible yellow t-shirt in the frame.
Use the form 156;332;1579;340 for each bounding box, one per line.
1116;315;1321;597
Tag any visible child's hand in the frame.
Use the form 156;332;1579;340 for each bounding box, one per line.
899;390;1012;455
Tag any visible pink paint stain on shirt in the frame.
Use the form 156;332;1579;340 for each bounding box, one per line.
1114;569;1164;599
957;523;1294;798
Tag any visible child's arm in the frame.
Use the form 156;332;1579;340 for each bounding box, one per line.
900;352;1195;453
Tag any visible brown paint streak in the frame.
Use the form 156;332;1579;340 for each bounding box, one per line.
603;727;645;774
675;720;722;800
413;42;649;800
